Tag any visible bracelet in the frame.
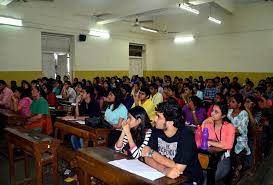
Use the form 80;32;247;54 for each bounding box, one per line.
192;110;196;114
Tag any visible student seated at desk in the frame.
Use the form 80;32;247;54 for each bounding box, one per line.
70;87;101;150
61;81;77;103
105;88;128;147
202;102;235;185
0;80;13;109
43;83;58;108
142;98;203;185
24;85;52;135
104;88;128;128
115;106;152;159
132;87;156;122
11;87;32;117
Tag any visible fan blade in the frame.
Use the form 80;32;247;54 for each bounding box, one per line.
139;20;154;23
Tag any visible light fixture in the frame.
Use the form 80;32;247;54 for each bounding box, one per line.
89;29;110;39
179;3;199;15
174;35;195;43
0;0;14;6
0;16;22;26
208;16;221;24
140;26;158;33
208;5;222;24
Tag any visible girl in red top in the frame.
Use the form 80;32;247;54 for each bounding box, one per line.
43;83;58;107
202;102;235;185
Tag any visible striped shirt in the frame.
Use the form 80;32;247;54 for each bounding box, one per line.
115;129;152;159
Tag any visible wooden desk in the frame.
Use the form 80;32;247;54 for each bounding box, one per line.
75;147;187;185
55;118;111;147
198;147;225;185
5;127;60;185
0;108;27;127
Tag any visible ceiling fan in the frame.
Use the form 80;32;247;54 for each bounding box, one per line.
0;0;53;6
123;18;154;27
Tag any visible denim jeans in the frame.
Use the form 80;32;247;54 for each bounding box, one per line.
70;135;83;150
215;158;231;185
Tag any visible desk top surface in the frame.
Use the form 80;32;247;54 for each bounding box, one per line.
56;117;111;131
5;127;58;144
77;147;187;185
0;108;25;118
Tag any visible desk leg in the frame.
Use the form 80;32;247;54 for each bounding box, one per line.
24;152;30;178
76;168;84;185
83;172;91;185
35;151;43;185
8;142;15;185
52;150;58;185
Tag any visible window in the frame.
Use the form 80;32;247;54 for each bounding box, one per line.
129;44;143;57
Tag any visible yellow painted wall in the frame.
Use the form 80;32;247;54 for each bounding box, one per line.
1;70;272;86
74;71;129;80
0;71;42;85
144;71;273;85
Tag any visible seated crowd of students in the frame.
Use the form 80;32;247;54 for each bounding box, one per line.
1;74;273;185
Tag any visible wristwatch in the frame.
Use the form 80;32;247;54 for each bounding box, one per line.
147;149;155;157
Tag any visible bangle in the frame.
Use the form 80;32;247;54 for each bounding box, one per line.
192;110;196;114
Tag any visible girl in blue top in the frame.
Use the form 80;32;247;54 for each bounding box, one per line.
104;88;128;129
105;88;128;148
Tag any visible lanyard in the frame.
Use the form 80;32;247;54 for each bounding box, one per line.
214;123;223;142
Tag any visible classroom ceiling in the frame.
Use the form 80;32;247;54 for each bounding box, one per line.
0;0;271;39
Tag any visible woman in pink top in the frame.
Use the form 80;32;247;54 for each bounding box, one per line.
202;102;235;185
11;87;32;117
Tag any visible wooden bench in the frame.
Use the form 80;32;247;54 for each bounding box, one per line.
54;120;90;164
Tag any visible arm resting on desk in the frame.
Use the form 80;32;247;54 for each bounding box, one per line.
28;114;43;123
144;157;186;179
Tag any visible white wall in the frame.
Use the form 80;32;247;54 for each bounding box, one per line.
0;2;273;74
0;25;153;74
149;30;273;72
148;2;273;72
0;26;41;71
74;36;153;71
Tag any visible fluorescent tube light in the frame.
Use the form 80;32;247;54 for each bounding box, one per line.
174;35;195;43
89;29;110;39
208;16;221;24
0;16;22;26
0;0;14;6
140;26;158;33
179;4;199;15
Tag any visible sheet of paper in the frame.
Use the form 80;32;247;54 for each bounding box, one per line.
56;95;62;99
76;120;85;125
108;159;164;181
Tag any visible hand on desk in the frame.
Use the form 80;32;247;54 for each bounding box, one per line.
164;167;182;179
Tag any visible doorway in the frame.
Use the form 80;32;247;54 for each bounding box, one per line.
129;43;145;77
41;33;73;80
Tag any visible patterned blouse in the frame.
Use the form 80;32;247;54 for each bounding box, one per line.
227;109;251;155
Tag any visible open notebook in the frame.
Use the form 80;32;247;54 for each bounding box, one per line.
108;159;164;181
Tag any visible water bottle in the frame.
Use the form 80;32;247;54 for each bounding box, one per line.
201;128;209;150
195;125;202;149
